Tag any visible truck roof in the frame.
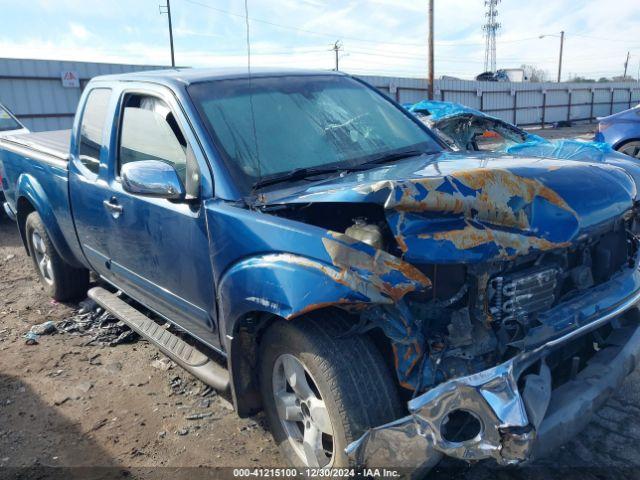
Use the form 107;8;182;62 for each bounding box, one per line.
91;67;345;87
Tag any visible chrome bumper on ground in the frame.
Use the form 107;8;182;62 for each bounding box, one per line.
346;275;640;473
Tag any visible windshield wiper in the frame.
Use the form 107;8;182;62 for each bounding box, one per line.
251;150;430;190
252;166;351;190
361;149;428;166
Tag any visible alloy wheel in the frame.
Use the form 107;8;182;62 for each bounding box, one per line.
31;231;54;285
272;354;334;467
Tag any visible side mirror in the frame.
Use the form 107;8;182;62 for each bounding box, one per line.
121;160;185;200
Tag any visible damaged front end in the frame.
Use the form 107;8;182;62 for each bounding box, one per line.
253;151;640;472
346;286;640;470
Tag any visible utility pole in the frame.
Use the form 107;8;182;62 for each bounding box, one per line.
427;0;434;100
331;40;343;71
623;51;630;78
557;30;564;82
160;0;176;67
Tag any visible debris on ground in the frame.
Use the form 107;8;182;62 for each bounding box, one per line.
30;320;56;335
24;331;39;345
22;301;139;347
151;356;175;371
75;381;93;394
88;353;102;365
185;412;214;421
90;418;108;432
53;395;70;406
199;386;215;398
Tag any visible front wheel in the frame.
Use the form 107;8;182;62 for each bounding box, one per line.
259;313;403;468
25;211;89;301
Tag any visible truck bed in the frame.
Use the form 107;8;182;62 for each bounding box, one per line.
1;129;71;161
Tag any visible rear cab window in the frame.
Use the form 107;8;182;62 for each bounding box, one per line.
78;88;112;176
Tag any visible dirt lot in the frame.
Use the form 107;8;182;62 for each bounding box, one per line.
2;124;640;479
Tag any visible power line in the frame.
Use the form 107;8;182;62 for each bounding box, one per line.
180;0;543;49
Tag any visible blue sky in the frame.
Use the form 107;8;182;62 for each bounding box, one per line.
1;0;639;80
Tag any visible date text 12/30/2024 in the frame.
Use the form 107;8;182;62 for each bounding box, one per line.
233;468;401;478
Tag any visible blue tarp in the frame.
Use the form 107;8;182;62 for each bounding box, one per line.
405;100;623;163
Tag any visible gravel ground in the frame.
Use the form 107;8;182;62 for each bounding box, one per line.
1;124;639;479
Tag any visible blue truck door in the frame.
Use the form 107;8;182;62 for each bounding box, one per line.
69;87;118;280
104;90;219;347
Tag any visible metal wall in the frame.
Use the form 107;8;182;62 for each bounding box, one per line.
1;58;639;132
359;75;640;126
0;58;166;131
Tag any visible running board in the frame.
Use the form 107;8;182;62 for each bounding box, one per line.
88;286;230;393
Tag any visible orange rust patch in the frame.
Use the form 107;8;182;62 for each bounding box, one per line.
395;233;409;253
287;298;354;319
417;221;570;258
387;168;576;231
322;235;431;301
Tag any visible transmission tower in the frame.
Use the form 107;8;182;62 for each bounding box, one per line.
482;0;501;72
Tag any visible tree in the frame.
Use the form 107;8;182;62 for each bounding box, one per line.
567;75;596;83
520;64;548;82
611;75;635;82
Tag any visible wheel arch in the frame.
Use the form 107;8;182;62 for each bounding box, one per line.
16;195;36;253
613;137;640;152
15;174;83;268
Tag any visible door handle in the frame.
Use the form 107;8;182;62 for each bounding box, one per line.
103;198;123;218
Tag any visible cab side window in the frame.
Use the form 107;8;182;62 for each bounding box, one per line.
118;94;189;185
78;88;112;175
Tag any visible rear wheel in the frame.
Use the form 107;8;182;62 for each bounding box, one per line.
25;211;89;301
617;140;640;159
259;313;403;468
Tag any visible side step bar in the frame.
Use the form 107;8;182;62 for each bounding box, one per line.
88;286;230;392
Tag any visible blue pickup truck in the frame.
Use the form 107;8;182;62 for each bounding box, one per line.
2;68;640;472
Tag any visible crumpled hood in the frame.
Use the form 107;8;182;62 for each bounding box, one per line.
263;152;636;263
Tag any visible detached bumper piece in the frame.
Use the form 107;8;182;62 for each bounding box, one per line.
346;305;640;472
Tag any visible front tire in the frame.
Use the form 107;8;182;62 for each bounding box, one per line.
259;312;403;468
25;211;89;301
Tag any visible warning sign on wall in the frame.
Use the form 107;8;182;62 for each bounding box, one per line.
61;71;80;88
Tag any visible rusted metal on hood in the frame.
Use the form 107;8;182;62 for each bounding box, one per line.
383;168;576;230
261;153;636;264
417;219;571;261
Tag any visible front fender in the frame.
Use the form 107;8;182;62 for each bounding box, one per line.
16;173;82;268
217;233;432;349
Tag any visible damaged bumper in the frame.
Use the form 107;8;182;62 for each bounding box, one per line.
346;273;640;472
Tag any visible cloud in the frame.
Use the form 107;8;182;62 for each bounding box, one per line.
69;22;90;40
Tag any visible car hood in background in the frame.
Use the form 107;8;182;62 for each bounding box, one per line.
262;151;636;263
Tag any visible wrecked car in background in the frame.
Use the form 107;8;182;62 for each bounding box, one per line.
405;99;640;165
2;69;640;474
0;101;29;215
596;103;640;159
